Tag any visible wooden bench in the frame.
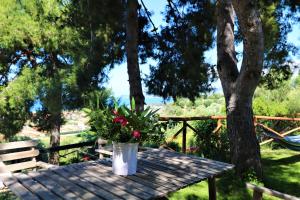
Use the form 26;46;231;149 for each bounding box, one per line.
0;140;53;189
246;183;300;200
95;138;112;159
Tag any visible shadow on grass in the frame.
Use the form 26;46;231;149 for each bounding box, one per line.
263;153;300;165
262;153;300;197
216;171;252;200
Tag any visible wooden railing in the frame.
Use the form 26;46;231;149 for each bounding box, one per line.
36;115;300;155
39;140;96;154
159;115;300;153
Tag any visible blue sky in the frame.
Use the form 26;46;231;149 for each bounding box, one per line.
106;0;300;100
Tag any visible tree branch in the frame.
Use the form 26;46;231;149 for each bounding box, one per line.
139;0;158;34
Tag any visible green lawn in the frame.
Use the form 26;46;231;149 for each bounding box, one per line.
168;147;300;200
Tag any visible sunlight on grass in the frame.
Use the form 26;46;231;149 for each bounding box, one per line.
168;147;300;200
39;134;84;147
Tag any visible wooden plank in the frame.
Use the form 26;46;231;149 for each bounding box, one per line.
136;163;185;187
182;121;187;153
95;161;175;191
40;169;102;200
139;154;219;177
95;159;183;188
6;161;37;172
0;149;39;162
71;164;152;199
253;190;263;200
36;161;54;169
139;158;204;180
141;149;233;171
3;176;39;200
28;171;80;200
52;167;120;200
142;148;229;168
138;159;203;185
79;162;165;197
141;153;226;177
159;116;226;121
208;177;216;200
246;183;300;200
62;164;142;200
0;141;37;151
16;173;61;200
95;149;113;156
138;161;192;185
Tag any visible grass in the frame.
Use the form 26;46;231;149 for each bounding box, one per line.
39;134;85;147
168;146;300;200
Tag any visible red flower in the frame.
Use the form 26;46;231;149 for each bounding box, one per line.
132;130;141;139
113;116;128;126
82;155;90;161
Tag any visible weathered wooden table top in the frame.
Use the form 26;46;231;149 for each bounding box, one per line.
4;148;234;200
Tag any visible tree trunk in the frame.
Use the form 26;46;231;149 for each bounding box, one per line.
48;62;62;165
226;97;262;178
125;0;145;111
217;0;264;178
49;121;60;165
48;95;62;165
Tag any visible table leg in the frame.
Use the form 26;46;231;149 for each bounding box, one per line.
208;177;216;200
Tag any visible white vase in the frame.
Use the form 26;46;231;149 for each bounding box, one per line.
112;142;138;175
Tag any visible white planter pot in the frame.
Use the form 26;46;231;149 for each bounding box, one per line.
112;142;138;175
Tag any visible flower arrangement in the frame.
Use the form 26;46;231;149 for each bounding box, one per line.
86;99;165;144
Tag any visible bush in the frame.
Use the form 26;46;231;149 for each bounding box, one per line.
194;119;230;161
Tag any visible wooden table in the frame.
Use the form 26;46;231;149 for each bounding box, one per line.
3;148;234;200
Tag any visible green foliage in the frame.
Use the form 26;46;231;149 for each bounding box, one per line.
145;0;216;101
253;77;300;116
194;119;230;161
85;99;165;144
0;68;36;138
161;95;226;117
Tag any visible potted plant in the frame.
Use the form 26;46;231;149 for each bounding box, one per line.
86;99;164;175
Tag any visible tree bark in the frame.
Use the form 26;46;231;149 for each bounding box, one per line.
48;59;62;165
125;0;145;111
217;0;264;178
49;121;60;165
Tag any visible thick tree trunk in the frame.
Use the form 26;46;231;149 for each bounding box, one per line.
226;96;262;178
217;0;264;178
125;0;145;111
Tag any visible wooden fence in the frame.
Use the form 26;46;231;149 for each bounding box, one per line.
37;115;300;155
159;115;300;153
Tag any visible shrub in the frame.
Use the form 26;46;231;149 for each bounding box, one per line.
194;119;230;161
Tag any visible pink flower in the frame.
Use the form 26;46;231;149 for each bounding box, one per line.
132;130;141;139
113;116;128;126
112;110;119;115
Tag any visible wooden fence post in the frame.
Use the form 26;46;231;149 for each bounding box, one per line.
182;121;187;153
208;177;216;200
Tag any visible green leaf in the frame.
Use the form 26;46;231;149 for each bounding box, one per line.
131;97;136;111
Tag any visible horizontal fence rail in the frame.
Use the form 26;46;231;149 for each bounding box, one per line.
159;115;300;153
32;115;300;156
39;140;96;153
